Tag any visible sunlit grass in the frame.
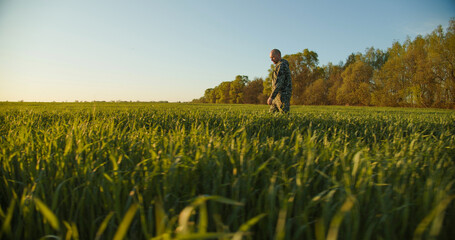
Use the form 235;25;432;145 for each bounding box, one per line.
0;102;454;239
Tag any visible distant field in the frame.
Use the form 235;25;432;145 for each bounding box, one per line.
1;102;454;240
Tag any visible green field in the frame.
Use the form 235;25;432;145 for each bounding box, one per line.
1;102;454;240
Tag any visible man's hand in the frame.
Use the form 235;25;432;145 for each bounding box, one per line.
267;97;273;105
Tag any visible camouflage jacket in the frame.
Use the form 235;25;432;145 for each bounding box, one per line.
270;59;292;99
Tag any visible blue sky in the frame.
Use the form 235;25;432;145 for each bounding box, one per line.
0;0;454;102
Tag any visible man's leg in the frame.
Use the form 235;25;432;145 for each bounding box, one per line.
269;103;279;113
270;97;281;113
280;94;291;113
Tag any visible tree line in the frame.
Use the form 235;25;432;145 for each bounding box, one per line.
193;19;455;108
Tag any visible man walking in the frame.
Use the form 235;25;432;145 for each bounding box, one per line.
267;49;292;113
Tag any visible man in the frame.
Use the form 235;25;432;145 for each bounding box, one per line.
267;49;292;113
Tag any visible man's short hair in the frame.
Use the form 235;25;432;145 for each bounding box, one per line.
271;49;281;57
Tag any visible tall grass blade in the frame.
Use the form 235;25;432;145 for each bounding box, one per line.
413;195;455;240
154;197;167;236
0;199;16;238
232;213;267;240
95;212;114;240
34;198;60;231
113;204;138;240
327;196;354;240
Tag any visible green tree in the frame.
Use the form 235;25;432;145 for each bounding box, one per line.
371;41;409;106
281;49;323;104
373;37;435;107
216;81;231;103
263;65;274;99
363;47;389;70
427;19;455;107
406;35;435;107
243;78;265;104
303;78;327;105
344;53;357;69
204;88;216;103
229;75;248;104
325;63;344;105
337;60;373;105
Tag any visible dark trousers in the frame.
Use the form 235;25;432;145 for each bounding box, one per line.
270;93;291;113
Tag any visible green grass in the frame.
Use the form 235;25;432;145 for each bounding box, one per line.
1;102;454;239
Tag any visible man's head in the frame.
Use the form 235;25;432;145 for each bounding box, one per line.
270;49;281;64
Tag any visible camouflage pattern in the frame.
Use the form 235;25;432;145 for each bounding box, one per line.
270;59;292;113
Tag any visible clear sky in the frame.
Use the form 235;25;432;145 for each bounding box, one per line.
1;0;454;102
